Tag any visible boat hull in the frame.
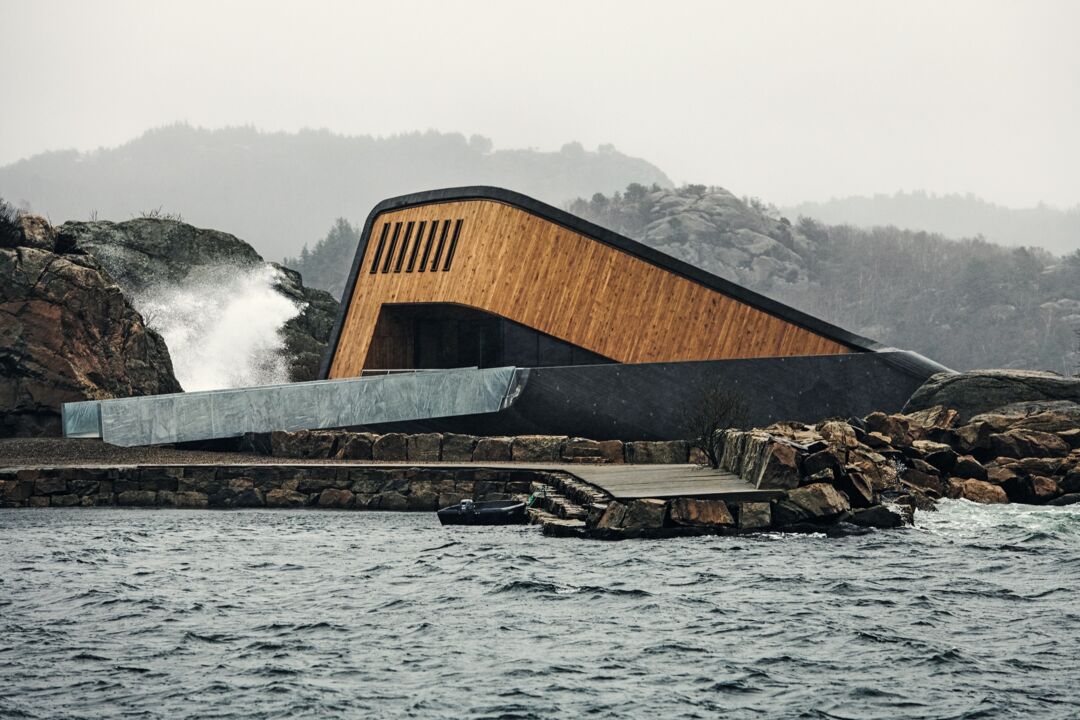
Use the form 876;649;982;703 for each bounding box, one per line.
437;500;527;526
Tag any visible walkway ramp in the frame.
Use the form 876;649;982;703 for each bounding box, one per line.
566;464;783;502
62;367;522;447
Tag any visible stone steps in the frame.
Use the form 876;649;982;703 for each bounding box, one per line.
526;473;599;536
530;489;587;520
544;472;610;506
527;507;587;537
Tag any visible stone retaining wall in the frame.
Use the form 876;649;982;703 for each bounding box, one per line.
262;430;693;465
0;465;568;510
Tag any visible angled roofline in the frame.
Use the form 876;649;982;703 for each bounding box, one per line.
318;186;889;379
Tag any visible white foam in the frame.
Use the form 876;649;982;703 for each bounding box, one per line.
133;264;304;391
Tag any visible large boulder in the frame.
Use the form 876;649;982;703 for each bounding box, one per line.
473;437;512;461
1002;475;1061;504
594;498;667;534
989;429;1070;459
755;442;801;490
441;433;478;462
956;479;1008;504
511;435;566;462
864;411;912;446
408;433;442;462
625;440;689;464
56;218;338;382
271;429;338;458
669;498;734;527
335;432;375;460
0;219;182;436
736;502;772;530
951;455;988;481
784;483;851;519
561;437;605;462
848;504;906;528
969;401;1080;433
57;218;262;285
13;215;57;252
373;433;408;461
317;488;355;508
620;499;668;532
905;370;1080;423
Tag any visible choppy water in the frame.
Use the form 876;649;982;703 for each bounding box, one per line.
2;503;1079;719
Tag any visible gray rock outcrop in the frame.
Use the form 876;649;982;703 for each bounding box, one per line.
1;215;181;436
573;186;813;293
904;370;1080;422
57;218;338;381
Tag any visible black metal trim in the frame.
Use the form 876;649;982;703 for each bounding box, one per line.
318;186;893;379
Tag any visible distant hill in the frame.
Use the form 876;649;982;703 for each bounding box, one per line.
0;124;672;261
572;185;1080;374
786;191;1080;255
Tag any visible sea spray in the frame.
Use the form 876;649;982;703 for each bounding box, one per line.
134;264;304;391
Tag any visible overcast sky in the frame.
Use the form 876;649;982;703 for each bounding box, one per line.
2;0;1077;207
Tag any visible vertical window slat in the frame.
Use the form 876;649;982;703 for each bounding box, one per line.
429;220;450;271
442;218;463;271
394;221;414;272
406;221;426;272
368;222;390;274
382;222;402;273
418;220;438;272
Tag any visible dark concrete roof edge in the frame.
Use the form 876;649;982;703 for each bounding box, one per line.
319;185;889;378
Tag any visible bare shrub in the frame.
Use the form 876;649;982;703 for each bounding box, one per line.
684;385;750;468
137;206;184;222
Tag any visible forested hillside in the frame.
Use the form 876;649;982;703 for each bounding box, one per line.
570;185;1080;374
0;125;671;261
284;218;362;301
786;191;1080;256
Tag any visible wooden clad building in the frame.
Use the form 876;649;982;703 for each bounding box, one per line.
322;187;882;380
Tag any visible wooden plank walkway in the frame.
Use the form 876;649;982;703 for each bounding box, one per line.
0;439;779;503
564;464;783;502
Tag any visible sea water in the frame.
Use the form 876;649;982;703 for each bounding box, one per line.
1;502;1079;719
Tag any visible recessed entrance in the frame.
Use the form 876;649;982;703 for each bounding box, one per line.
363;304;614;370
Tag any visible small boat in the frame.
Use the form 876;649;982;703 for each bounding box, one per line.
437;499;528;526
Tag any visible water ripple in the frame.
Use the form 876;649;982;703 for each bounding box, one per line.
1;501;1079;718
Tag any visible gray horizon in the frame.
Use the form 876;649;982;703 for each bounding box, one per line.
1;0;1078;209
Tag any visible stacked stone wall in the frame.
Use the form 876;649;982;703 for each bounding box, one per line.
0;465;568;510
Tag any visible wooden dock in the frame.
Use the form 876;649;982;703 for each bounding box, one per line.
1;439;779;504
563;464;782;502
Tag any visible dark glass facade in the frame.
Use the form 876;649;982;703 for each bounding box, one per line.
384;304;613;370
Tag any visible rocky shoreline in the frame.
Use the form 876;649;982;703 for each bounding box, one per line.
4;365;1080;541
3;392;1078;542
586;395;1080;539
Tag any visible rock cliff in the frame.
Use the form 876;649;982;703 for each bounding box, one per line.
904;369;1080;422
570;185;812;292
57;219;339;381
0;216;181;436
